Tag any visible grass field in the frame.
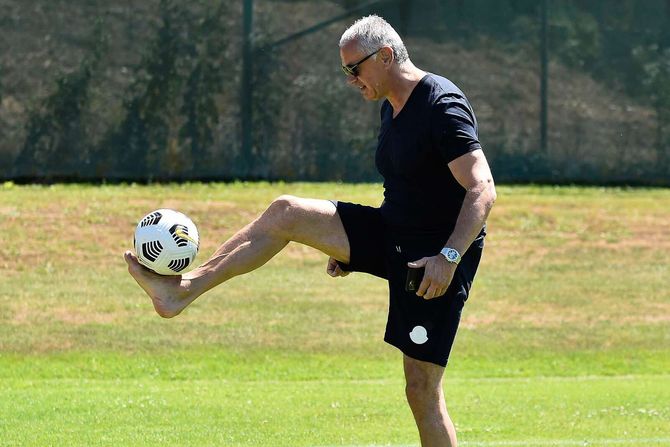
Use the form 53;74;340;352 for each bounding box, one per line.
0;182;669;446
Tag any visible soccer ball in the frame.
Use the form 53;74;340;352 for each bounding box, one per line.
133;209;200;275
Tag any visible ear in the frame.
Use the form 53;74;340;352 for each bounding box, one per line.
379;47;394;66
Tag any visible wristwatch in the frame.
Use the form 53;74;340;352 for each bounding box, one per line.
439;247;461;265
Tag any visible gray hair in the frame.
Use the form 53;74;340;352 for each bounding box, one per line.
339;15;409;65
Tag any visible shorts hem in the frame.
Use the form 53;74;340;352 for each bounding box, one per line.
384;337;449;368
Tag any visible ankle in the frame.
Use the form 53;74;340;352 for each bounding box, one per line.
179;278;194;298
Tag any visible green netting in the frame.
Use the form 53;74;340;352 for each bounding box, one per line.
1;0;668;184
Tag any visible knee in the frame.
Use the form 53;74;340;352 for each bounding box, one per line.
265;194;302;237
405;377;441;410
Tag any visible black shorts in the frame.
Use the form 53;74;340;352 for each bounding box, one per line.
335;201;485;367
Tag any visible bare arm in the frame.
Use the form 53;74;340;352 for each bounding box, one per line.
409;149;496;299
444;149;496;254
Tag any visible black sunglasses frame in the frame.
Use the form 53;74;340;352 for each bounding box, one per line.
341;48;381;77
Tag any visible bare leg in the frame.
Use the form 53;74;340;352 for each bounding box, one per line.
124;195;349;317
404;355;458;447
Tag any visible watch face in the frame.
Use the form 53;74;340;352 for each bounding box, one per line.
446;249;458;262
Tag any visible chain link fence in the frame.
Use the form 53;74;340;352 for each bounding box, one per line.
1;0;668;184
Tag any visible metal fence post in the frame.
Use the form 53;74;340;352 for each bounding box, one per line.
540;0;549;154
241;0;254;177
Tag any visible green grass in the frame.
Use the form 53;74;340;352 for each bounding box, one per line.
0;182;669;446
1;372;668;446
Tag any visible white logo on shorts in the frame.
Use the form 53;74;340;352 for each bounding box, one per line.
409;326;428;345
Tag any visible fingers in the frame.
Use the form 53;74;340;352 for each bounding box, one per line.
326;257;337;276
333;263;350;276
328;266;349;277
412;255;457;299
416;280;446;299
416;280;441;299
416;278;430;297
423;286;447;299
415;267;450;299
407;257;429;268
326;258;340;277
326;257;349;277
327;266;341;277
416;269;451;299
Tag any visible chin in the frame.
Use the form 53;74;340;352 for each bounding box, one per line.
360;89;377;101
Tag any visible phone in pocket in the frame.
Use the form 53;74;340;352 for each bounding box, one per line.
405;267;425;292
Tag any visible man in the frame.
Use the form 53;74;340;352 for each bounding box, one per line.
125;15;495;447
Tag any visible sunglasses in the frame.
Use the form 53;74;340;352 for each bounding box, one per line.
341;48;381;77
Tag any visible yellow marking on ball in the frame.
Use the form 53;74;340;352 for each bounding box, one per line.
175;228;197;245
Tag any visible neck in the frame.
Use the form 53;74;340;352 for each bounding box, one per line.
385;61;426;113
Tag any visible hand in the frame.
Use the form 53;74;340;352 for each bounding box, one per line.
407;255;456;299
326;256;350;277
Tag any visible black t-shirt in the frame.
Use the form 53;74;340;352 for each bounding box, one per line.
376;73;482;235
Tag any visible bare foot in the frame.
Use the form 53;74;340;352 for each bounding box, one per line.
124;250;193;318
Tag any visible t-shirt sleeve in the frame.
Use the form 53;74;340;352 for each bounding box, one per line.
431;96;482;163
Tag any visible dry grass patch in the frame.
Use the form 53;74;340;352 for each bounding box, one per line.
1;183;669;356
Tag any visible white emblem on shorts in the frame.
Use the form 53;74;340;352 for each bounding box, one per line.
409;326;428;345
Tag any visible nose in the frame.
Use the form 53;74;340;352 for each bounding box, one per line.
345;74;358;85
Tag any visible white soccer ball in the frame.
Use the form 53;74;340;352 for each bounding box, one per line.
133;209;199;275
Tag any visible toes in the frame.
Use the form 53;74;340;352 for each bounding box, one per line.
124;250;138;263
124;251;149;278
124;251;146;274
